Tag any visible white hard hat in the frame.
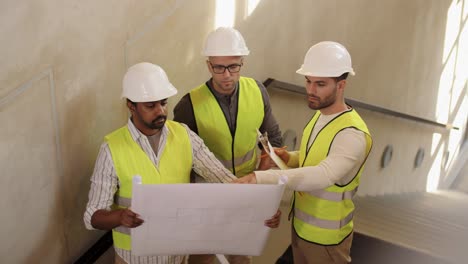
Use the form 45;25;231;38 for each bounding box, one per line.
296;41;355;77
202;27;250;56
122;62;177;102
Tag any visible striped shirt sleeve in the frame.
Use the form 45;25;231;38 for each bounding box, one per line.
83;142;118;230
184;126;237;183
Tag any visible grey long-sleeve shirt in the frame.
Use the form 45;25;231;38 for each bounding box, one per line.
173;78;282;148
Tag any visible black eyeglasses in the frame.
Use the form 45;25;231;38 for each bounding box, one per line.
209;62;243;74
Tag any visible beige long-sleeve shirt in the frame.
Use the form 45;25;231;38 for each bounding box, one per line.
255;109;367;191
84;119;236;264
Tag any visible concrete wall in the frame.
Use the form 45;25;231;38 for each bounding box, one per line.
0;0;466;263
452;155;468;193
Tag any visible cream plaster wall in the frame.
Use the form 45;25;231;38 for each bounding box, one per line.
0;0;466;263
453;159;468;192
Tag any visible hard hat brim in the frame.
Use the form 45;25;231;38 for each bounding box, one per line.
202;50;250;57
296;68;355;77
122;85;178;102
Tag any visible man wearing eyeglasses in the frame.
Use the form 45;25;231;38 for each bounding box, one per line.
173;27;282;264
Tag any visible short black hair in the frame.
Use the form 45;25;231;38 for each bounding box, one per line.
333;72;349;82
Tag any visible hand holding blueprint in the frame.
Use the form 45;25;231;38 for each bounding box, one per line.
131;176;286;256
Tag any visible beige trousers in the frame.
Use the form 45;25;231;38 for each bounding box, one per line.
291;228;353;264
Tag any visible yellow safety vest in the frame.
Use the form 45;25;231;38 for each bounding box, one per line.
190;77;264;177
105;120;192;250
293;108;372;245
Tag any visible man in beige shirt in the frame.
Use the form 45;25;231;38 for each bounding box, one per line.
236;42;373;264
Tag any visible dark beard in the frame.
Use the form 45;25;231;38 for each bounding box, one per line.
144;116;166;129
307;85;337;110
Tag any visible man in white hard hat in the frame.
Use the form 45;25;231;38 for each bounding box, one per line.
235;42;373;264
83;62;281;264
173;27;283;264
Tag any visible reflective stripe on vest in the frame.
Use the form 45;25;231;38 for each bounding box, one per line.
106;120;192;250
190;77;264;176
216;147;256;170
293;108;372;245
305;186;358;202
295;208;354;229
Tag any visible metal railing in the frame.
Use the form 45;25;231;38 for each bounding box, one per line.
264;78;459;130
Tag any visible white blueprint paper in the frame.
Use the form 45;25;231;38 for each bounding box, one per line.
131;176;286;256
